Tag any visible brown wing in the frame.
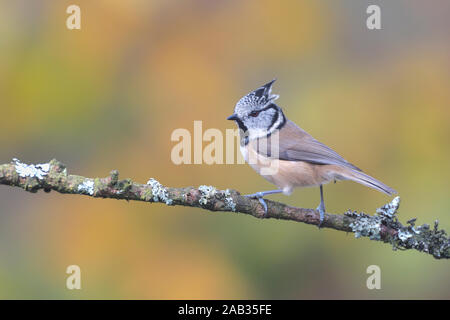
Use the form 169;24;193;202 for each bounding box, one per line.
254;120;361;171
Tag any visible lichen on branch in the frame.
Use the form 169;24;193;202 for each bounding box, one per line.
0;158;448;260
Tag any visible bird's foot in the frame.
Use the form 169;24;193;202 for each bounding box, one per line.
245;192;268;217
316;203;325;228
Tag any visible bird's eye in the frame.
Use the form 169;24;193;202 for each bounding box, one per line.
249;110;260;117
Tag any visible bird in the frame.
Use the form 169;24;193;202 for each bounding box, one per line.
227;79;396;226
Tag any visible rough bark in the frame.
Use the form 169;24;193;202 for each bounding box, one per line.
1;158;448;259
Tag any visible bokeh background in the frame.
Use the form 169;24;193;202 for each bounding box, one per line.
0;0;449;299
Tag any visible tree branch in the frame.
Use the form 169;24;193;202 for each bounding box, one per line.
1;158;448;259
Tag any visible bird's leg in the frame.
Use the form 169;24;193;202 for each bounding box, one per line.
316;184;326;227
245;190;283;216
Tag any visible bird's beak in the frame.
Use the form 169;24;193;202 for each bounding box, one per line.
227;114;238;121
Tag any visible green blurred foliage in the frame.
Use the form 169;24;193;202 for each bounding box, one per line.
0;0;449;299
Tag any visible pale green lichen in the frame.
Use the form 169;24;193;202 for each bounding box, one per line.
12;158;50;180
224;189;236;212
376;196;400;218
198;185;217;206
77;179;94;195
349;213;382;240
393;220;449;258
140;188;153;202
398;229;413;241
147;178;173;205
349;197;402;240
346;197;449;258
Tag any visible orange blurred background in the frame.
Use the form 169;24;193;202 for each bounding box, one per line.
0;0;449;299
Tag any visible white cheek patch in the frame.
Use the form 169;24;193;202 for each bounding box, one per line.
245;109;279;140
248;128;269;140
259;110;272;122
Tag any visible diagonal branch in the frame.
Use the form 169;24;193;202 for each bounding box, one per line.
1;158;448;259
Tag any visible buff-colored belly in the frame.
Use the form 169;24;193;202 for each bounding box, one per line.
241;144;341;195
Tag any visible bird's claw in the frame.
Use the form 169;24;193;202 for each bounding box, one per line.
257;197;268;215
245;193;268;217
316;204;325;228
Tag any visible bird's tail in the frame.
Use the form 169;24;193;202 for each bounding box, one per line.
339;168;397;196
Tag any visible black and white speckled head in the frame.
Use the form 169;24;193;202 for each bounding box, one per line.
227;79;286;141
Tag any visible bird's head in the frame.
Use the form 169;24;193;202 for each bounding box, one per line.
227;79;285;139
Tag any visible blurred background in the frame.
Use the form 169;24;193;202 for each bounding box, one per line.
0;0;449;299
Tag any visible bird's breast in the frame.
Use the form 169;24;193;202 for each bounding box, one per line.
239;144;249;163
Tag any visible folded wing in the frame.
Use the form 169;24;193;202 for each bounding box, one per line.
254;120;361;171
